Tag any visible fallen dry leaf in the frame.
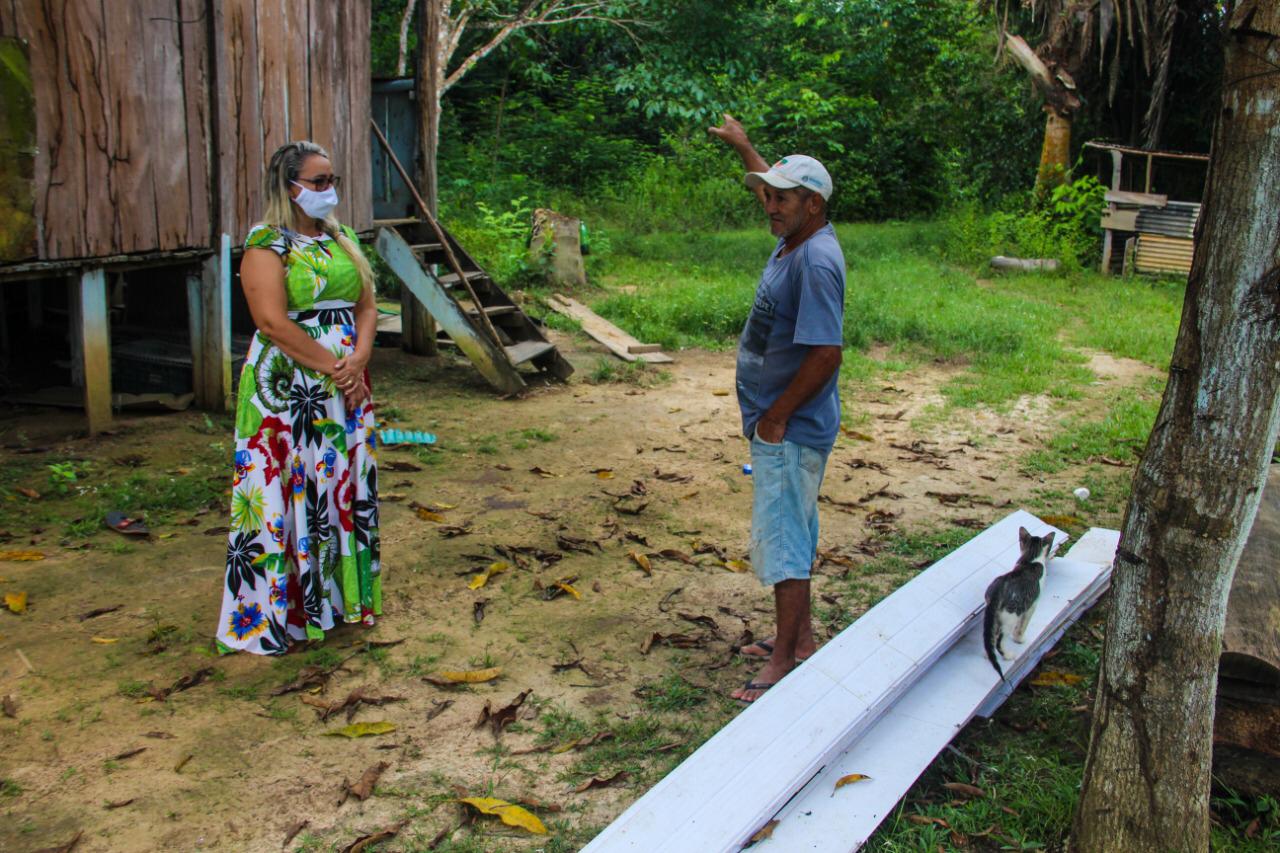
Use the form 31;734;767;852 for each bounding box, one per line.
104;798;134;810
943;782;986;799
340;820;406;853
722;559;749;573
748;820;779;844
468;561;509;590
413;507;447;523
77;605;121;621
1029;671;1085;688
91;637;119;644
31;830;83;853
658;549;696;566
552;580;582;600
3;694;17;718
629;550;652;575
834;773;871;790
426;698;454;721
324;721;397;739
458;797;547;835
574;770;630;792
906;815;950;828
173;753;193;773
5;591;27;613
148;667;215;701
425;667;503;686
282;820;309;848
113;747;146;761
592;468;615;479
16;487;40;500
0;548;43;560
475;689;531;737
341;761;390;804
529;466;560;478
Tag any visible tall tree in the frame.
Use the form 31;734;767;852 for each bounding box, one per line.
1072;3;1280;851
414;0;643;214
994;1;1222;191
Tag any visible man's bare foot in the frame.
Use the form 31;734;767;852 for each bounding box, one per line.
730;659;795;703
739;636;818;661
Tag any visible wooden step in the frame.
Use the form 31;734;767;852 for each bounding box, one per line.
373;217;420;227
410;242;443;254
436;270;489;288
504;340;556;365
465;305;518;318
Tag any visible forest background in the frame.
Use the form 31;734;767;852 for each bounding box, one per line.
366;0;1226;268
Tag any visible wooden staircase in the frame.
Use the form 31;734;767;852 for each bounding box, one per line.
375;218;574;395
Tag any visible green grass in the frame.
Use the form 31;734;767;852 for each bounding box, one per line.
1023;388;1162;474
592;221;1182;411
586;358;673;387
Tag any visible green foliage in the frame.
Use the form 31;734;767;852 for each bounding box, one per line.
941;175;1107;270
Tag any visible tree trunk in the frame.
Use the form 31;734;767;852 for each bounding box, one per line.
1036;109;1072;193
402;0;441;357
1072;4;1280;851
415;0;442;217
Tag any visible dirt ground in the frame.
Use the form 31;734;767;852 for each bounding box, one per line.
0;329;1156;852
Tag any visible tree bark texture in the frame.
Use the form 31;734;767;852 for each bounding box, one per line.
1072;5;1280;851
404;0;442;357
1036;110;1072;192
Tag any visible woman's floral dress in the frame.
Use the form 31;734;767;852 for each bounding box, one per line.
216;224;380;655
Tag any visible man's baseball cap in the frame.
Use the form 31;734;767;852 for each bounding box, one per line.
745;155;833;200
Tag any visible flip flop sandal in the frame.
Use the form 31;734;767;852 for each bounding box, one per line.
736;679;776;705
739;639;811;663
105;511;150;537
739;639;774;659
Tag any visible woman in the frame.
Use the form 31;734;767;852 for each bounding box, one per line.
216;141;381;655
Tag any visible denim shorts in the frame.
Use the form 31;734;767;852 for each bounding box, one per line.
749;430;830;586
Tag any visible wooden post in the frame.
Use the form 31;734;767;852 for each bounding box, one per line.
1101;149;1124;274
74;268;112;434
197;235;233;411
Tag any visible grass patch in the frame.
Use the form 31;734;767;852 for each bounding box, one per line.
593;221;1182;411
586;358;673;387
635;673;708;713
1024;392;1161;474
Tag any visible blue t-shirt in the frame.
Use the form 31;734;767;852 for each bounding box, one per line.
735;223;845;452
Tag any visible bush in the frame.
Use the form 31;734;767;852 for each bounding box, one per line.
939;175;1106;270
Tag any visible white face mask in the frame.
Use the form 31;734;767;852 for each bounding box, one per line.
291;181;339;220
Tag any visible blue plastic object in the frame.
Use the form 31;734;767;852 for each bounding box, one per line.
379;429;436;446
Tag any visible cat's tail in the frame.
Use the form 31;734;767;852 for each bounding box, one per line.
983;604;1005;681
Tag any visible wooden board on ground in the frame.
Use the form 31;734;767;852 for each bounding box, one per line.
546;293;673;364
581;510;1067;853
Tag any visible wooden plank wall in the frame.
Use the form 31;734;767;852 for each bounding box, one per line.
213;0;372;242
0;0;213;261
0;0;371;263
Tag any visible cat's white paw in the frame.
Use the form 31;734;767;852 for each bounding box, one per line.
1000;649;1015;661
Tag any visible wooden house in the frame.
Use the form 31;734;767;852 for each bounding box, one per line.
0;0;372;433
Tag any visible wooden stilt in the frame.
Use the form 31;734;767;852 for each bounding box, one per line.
75;268;112;435
197;235;233;411
186;271;207;407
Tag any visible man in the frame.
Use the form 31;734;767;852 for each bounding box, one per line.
709;114;845;704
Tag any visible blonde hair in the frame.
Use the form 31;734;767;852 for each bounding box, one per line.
260;141;374;293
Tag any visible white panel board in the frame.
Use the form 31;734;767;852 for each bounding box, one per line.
582;511;1067;853
762;553;1113;852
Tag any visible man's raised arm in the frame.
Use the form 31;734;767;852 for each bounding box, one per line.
708;113;768;208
